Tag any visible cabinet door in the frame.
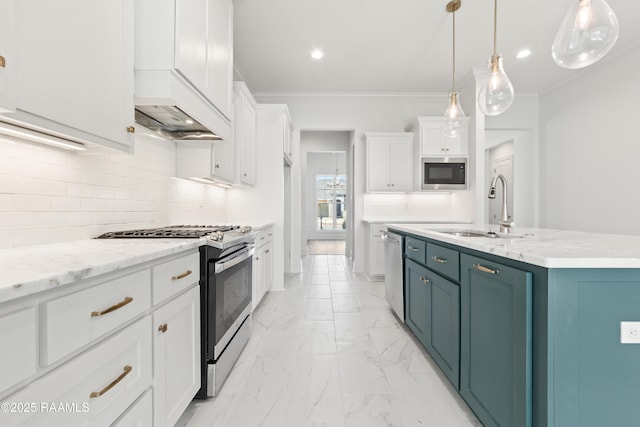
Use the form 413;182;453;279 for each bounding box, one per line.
175;0;208;94
366;137;390;191
460;254;532;427
405;259;430;348
14;0;134;150
0;0;15;113
388;137;413;191
212;139;235;183
419;120;445;156
239;93;256;185
252;246;265;311
207;0;233;120
263;241;273;292
427;273;460;389
153;286;201;427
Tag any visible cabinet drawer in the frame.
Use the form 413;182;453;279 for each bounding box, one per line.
405;237;426;264
0;306;37;393
152;251;200;305
255;227;273;247
42;270;151;366
4;317;152;427
426;243;460;281
112;389;152;427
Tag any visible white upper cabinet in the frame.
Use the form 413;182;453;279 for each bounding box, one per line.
207;0;233;120
233;82;257;186
2;0;135;152
366;132;414;192
408;117;470;157
0;0;15;113
176;140;234;184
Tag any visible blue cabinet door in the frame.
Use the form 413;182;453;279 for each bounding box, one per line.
405;259;429;348
426;272;460;388
460;254;532;427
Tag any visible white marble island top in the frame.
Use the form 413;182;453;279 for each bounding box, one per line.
0;238;203;304
386;223;640;269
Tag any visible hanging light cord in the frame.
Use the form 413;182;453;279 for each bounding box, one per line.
493;0;497;55
452;9;456;91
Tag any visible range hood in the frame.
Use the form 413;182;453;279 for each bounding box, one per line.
135;105;222;141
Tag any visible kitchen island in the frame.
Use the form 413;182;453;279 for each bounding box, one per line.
387;223;640;427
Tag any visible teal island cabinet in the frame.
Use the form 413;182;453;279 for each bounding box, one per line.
390;224;640;427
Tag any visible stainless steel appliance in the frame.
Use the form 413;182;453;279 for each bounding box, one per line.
421;157;467;190
382;229;404;322
96;225;256;397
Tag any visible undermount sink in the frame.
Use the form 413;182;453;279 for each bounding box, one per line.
431;229;533;239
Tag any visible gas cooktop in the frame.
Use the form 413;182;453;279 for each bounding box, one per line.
96;225;253;242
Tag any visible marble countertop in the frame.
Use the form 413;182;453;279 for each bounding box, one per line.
386;223;640;269
0;238;203;305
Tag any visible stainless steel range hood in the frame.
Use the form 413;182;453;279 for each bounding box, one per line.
135;105;222;141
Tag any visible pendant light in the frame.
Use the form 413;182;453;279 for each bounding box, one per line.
477;0;514;116
551;0;619;69
443;0;465;138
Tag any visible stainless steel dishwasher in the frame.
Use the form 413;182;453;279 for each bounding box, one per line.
382;229;404;322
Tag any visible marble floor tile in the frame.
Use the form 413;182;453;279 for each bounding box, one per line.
182;254;480;427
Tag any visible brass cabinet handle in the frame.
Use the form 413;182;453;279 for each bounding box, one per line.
0;55;5;68
473;263;499;275
158;323;168;333
91;296;133;317
89;365;132;398
432;256;448;264
126;126;135;133
408;246;420;252
420;276;431;285
171;270;192;280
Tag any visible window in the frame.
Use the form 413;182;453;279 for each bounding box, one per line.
316;174;346;231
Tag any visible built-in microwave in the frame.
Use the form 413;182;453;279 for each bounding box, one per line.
421;157;467;190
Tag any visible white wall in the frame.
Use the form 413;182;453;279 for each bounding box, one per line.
539;47;640;235
0;133;227;249
253;93;457;272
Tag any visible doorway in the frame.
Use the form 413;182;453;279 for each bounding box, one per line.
300;131;352;257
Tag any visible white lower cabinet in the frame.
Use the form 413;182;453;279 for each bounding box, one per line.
0;305;37;392
112;389;152;427
0;248;201;426
3;317;152;427
365;224;386;279
153;286;201;427
252;226;273;310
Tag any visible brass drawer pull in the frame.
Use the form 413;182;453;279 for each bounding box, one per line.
89;365;132;399
172;270;192;280
408;246;420;252
0;55;5;68
91;297;133;317
158;323;168;333
420;276;431;285
473;263;499;275
432;256;448;264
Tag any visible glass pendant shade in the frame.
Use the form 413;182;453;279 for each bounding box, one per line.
443;92;465;138
478;54;514;116
552;0;618;69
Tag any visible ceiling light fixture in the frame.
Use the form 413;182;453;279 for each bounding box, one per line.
443;0;465;138
311;49;324;60
552;0;619;69
516;48;532;59
477;0;514;116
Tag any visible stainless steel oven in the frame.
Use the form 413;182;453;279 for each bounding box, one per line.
198;242;254;398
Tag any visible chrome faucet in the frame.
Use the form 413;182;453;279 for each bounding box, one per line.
488;174;515;233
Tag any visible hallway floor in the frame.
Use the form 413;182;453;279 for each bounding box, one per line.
181;254;481;427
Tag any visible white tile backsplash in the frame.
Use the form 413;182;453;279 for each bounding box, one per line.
0;134;227;249
362;193;453;221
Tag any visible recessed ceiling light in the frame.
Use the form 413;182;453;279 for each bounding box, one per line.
516;48;532;59
311;49;324;60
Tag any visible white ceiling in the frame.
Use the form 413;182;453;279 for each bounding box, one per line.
233;0;640;95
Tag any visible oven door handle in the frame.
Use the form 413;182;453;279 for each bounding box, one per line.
215;246;255;274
